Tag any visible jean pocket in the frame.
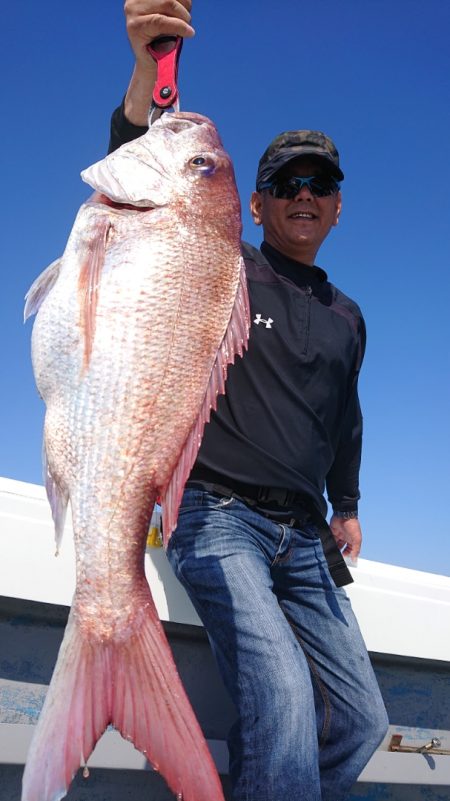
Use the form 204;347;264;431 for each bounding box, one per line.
297;522;321;541
177;489;236;515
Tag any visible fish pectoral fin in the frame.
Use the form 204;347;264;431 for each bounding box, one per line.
162;256;250;540
43;442;69;556
78;216;111;371
24;258;62;322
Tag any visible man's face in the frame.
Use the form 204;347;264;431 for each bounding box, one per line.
250;157;342;265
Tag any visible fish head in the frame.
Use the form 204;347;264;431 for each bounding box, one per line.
81;112;241;236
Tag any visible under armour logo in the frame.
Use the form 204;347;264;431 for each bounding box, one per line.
254;313;274;329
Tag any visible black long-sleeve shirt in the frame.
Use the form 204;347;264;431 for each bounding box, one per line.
108;103;366;519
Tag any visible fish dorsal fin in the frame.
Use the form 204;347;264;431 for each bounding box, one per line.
24;258;61;321
161;257;250;541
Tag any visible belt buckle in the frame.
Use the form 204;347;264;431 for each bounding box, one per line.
257;486;272;503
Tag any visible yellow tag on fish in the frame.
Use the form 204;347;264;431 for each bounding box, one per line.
147;505;163;548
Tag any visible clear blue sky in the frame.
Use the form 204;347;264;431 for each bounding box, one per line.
1;1;449;575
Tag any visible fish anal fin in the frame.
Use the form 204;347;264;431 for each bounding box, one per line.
162;257;250;540
43;442;69;555
78;217;111;371
24;259;61;322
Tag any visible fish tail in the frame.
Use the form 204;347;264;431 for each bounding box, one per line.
111;598;225;801
22;601;225;801
21;614;111;801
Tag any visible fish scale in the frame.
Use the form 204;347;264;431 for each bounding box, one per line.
23;111;250;801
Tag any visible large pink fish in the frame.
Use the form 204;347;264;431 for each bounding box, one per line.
23;111;250;801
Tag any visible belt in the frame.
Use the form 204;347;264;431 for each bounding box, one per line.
186;478;312;520
186;470;353;588
188;468;312;509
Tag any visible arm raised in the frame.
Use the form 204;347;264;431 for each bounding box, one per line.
123;0;195;125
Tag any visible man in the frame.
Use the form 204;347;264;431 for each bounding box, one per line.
109;2;389;800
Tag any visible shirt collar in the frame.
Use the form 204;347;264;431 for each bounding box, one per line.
260;241;328;289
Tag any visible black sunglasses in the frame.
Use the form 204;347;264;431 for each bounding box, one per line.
258;175;340;199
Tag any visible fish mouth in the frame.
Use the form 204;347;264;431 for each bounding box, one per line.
90;193;154;212
160;111;214;132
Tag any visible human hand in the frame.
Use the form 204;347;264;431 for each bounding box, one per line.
125;0;195;69
329;515;362;565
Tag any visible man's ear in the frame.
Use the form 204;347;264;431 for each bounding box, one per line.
250;191;263;226
333;191;342;226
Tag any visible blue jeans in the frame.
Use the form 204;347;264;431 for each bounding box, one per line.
166;489;388;801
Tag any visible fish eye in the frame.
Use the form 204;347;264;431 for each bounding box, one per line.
189;155;216;174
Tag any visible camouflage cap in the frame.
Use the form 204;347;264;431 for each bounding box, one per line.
256;130;344;189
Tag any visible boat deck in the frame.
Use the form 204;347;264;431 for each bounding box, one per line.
1;477;449;800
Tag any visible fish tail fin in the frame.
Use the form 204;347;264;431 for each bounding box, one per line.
111;597;225;801
21;615;111;801
22;599;225;801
